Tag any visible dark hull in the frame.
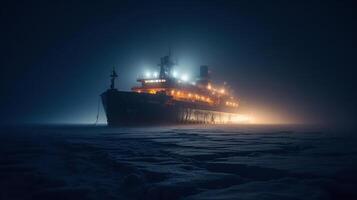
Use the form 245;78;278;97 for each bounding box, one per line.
101;89;238;126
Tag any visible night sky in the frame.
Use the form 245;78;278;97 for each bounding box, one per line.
1;0;356;127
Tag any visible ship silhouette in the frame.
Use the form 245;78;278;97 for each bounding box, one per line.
101;52;242;126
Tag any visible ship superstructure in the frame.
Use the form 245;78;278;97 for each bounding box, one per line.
101;52;242;126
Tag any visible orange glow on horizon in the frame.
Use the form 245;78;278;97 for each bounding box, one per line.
236;109;298;125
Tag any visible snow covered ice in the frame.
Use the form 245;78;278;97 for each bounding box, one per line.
1;125;356;200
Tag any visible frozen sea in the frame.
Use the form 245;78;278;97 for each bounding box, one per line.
1;125;357;200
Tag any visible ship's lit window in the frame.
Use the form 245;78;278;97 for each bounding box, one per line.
144;79;166;83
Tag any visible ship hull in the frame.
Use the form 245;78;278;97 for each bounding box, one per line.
101;89;239;126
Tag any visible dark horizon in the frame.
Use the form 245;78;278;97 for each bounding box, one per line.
1;1;356;128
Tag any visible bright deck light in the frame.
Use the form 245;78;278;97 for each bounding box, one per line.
181;74;189;82
145;71;151;78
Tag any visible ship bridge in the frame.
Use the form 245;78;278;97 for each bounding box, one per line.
131;53;239;111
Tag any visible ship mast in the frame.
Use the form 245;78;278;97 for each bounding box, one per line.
110;67;118;89
158;49;175;79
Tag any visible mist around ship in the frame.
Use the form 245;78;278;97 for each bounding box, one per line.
1;1;357;129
